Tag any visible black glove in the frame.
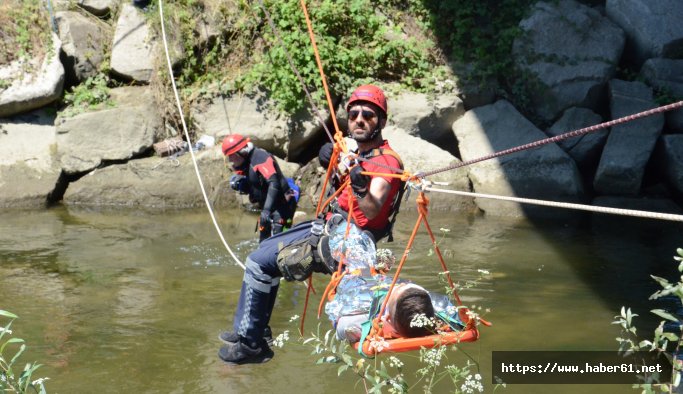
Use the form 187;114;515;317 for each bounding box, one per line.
349;166;370;199
229;174;249;194
318;142;334;169
259;210;271;228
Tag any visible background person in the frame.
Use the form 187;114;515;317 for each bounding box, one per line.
222;134;297;243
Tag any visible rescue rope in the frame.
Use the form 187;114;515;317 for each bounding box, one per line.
299;0;345;150
255;0;335;144
158;0;245;270
418;100;683;178
423;186;683;222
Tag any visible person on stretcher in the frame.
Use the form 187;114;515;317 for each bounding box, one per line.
324;221;462;343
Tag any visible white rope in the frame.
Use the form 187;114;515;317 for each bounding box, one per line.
158;0;245;270
424;187;683;222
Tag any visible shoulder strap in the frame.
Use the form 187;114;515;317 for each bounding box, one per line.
357;289;388;359
366;148;404;170
366;148;405;242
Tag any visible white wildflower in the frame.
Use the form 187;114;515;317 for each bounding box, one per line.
439;228;451;233
272;330;290;348
460;373;484;393
288;315;299;322
446;305;458;315
375;249;395;271
422;347;446;367
477;269;490;275
388;356;404;368
466;310;480;321
410;313;435;329
0;327;12;335
369;336;388;353
32;377;49;386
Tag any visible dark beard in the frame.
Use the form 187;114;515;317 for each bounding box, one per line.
352;126;381;143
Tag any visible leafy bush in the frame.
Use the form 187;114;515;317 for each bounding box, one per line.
0;0;51;65
613;248;683;392
0;310;48;394
62;73;113;116
419;0;535;84
151;0;449;114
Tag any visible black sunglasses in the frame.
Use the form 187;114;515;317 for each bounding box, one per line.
348;109;377;121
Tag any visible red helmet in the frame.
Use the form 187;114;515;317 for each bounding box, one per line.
346;84;387;115
222;134;250;156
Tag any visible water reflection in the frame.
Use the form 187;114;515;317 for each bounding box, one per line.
0;206;680;393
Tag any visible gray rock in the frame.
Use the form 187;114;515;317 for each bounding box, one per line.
382;127;474;212
56;11;109;83
452;100;585;217
594;79;664;195
639;58;683;133
64;146;240;208
0;33;64;117
656;134;683;197
110;4;156;82
56;86;161;174
0;110;61;208
606;0;683;66
78;0;117;17
546;107;606;171
388;92;465;145
512;0;625;121
191;94;289;157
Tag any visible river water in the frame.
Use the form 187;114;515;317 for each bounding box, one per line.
1;205;681;393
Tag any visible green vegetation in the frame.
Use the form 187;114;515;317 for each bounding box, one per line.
150;0;535;115
0;0;52;65
613;248;683;392
0;310;49;394
62;73;113;117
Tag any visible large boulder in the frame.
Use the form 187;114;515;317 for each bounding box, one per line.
0;33;64;117
512;0;625;121
110;4;156;82
383;127;474;212
56;11;109;84
452;100;585;217
606;0;683;66
388;92;465;146
639;58;683;133
0;110;61;208
78;0;117;17
655;135;683;197
56;86;161;174
63;146;239;208
546;107;606;172
191;94;289;157
594;79;664;195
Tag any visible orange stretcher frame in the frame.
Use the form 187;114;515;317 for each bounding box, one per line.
354;326;480;356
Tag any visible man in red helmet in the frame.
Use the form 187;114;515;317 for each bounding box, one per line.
222;134;298;243
318;83;404;241
218;84;403;365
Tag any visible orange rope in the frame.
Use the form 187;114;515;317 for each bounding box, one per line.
315;147;341;215
361;171;411;181
300;275;314;335
317;270;346;318
299;0;344;151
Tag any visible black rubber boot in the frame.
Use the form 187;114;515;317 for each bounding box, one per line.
218;340;274;365
219;326;273;346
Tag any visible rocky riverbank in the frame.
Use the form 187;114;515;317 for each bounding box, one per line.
1;0;682;220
